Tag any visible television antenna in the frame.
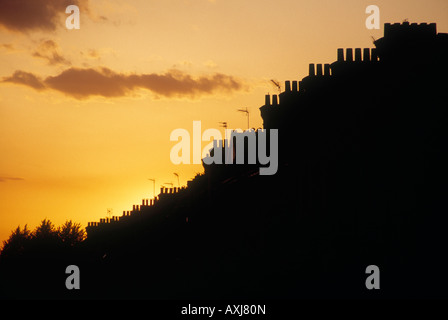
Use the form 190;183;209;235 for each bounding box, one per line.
218;121;228;129
173;173;180;187
148;178;155;198
237;107;250;129
270;79;281;94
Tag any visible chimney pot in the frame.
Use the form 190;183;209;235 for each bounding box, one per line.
355;48;362;61
292;81;298;91
316;64;323;76
309;64;315;76
371;48;378;61
265;94;270;105
324;64;330;76
363;48;370;61
346;48;353;62
337;48;344;61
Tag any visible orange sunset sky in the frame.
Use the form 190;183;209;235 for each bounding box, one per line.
0;0;447;244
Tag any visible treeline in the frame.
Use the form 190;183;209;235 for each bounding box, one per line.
0;219;88;298
0;219;86;261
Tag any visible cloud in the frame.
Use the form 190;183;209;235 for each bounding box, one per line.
2;67;247;99
204;60;218;69
82;49;100;59
79;48;116;62
45;67;130;98
32;39;71;66
0;43;15;51
0;0;89;33
2;70;46;90
0;176;25;182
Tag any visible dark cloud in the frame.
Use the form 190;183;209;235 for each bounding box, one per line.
2;70;46;90
32;39;71;66
2;67;246;99
45;67;130;98
129;70;244;98
0;0;89;32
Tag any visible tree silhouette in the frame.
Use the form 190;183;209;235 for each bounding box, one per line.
0;219;86;299
58;220;86;247
32;219;58;240
0;219;86;261
0;225;31;260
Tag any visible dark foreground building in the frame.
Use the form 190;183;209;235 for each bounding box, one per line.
1;22;448;299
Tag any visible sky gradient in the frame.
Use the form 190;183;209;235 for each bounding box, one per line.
1;0;447;244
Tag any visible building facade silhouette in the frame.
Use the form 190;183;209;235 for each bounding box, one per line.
3;22;447;299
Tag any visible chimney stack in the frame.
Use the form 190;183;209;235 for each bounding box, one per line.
371;48;378;61
429;23;436;35
309;64;315;76
292;81;298;91
272;95;278;105
337;48;344;61
346;48;353;62
265;94;270;105
324;64;330;76
363;48;370;61
355;48;362;61
316;64;323;76
285;80;291;92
